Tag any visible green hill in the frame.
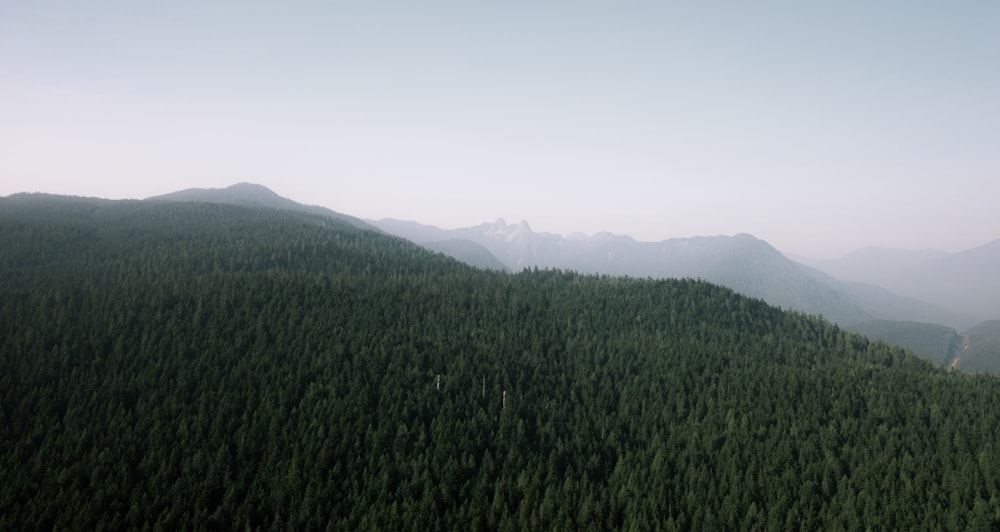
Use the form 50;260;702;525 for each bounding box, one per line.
846;320;961;366
3;195;1000;529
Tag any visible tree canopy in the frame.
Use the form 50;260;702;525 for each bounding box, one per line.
2;196;999;529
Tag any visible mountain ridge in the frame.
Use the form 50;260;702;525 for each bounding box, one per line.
5;182;981;329
371;217;973;328
146;182;375;230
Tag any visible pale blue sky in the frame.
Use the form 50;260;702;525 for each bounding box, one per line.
2;1;998;258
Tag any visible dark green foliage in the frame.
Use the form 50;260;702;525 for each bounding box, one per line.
3;195;1000;529
848;320;961;366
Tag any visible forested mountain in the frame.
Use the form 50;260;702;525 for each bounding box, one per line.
4;194;1000;529
373;218;970;328
149;183;507;272
808;241;1000;321
147;182;374;230
144;184;971;327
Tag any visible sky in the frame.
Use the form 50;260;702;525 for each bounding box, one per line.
2;1;998;259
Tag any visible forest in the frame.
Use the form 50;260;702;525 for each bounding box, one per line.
2;195;1000;530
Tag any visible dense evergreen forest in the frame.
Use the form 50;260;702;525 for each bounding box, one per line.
3;195;1000;530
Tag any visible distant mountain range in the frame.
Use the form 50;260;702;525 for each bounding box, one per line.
138;183;986;330
369;218;974;329
805;242;1000;321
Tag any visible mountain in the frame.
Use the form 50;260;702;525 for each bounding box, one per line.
149;184;510;271
808;241;1000;321
140;184;977;328
146;182;374;230
6;194;1000;528
818;276;979;330
889;240;1000;321
373;218;970;328
805;246;949;287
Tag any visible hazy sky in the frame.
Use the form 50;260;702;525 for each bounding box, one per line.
2;2;998;258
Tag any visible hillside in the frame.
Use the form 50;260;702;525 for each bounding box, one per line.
3;195;1000;529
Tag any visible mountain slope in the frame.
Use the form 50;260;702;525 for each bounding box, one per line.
5;195;1000;528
